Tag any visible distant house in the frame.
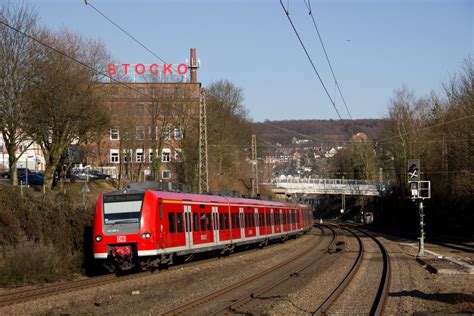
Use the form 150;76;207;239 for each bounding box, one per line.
0;134;45;172
325;147;338;158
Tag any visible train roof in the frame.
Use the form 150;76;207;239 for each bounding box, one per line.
102;188;311;209
147;190;301;208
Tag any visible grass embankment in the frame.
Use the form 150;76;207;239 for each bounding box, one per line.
0;181;115;287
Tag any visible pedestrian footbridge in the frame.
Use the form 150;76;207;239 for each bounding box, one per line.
269;178;384;196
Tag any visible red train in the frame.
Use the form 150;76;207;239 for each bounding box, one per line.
93;189;313;271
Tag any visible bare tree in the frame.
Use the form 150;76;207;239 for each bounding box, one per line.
206;80;253;193
0;2;39;185
25;29;110;190
384;87;430;190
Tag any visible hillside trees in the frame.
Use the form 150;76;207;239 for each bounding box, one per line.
383;59;473;199
25;30;110;190
331;136;378;180
206;80;253;193
0;2;40;185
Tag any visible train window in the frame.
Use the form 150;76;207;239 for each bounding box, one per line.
193;213;199;232
206;213;212;230
169;213;176;233
200;213;206;231
233;213;240;229
259;213;264;227
200;204;205;209
251;214;255;227
177;213;184;232
244;213;249;228
219;213;229;230
219;213;224;230
266;213;271;227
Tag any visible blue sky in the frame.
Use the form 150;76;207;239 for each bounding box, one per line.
20;0;473;122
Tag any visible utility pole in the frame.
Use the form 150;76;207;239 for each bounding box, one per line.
198;89;209;194
251;134;258;197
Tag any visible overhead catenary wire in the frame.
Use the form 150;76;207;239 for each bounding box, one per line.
0;20;171;105
84;1;473;152
303;0;353;120
279;0;351;138
85;0;168;66
85;0;357;148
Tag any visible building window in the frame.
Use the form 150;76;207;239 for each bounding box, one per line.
110;128;119;140
162;148;171;162
136;127;145;140
135;104;144;115
174;148;182;161
136;149;143;162
163;128;170;140
174;127;182;140
110;149;119;163
162;170;171;179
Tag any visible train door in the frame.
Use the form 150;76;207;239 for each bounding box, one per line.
212;206;220;245
257;208;265;236
239;207;245;239
184;205;193;249
254;208;260;238
266;209;272;236
270;209;275;235
298;208;303;230
290;210;296;231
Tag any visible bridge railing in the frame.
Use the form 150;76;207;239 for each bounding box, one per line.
270;178;390;195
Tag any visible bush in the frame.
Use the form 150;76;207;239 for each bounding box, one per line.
0;183;113;286
0;244;66;286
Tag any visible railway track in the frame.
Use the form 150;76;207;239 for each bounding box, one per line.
0;229;319;308
313;225;390;315
162;225;336;315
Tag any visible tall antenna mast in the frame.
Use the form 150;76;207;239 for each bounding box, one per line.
198;89;209;194
251;134;259;197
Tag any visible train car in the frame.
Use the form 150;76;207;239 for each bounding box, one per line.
93;189;313;271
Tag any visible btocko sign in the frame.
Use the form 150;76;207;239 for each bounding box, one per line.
107;63;189;76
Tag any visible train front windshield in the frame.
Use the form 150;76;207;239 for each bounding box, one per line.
103;193;144;225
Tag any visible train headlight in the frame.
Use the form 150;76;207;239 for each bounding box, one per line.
141;232;151;239
95;235;103;242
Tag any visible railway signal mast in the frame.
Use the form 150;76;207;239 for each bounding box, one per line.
408;159;431;257
199;89;209;194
